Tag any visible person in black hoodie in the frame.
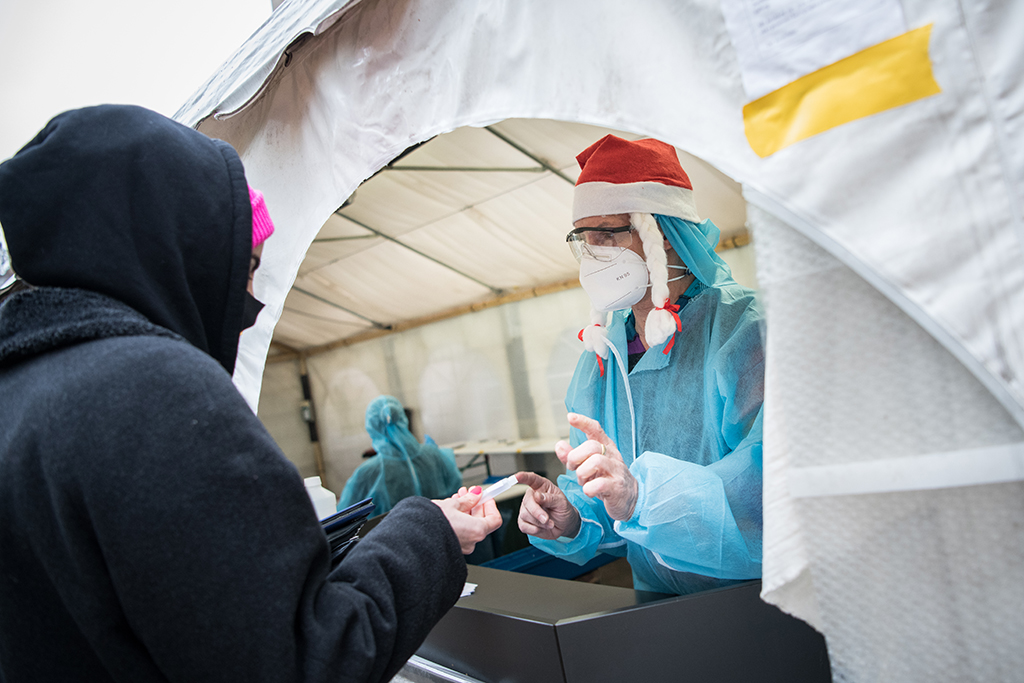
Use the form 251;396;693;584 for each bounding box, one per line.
0;104;500;683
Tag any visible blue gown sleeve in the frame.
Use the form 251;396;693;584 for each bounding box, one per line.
528;469;629;564
615;408;762;579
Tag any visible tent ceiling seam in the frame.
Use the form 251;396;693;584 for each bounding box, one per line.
484;125;577;186
386;166;546;173
282;305;373;326
337;214;504;295
291;286;390;329
312;235;377;243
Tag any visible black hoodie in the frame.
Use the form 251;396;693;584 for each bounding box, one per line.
0;105;465;683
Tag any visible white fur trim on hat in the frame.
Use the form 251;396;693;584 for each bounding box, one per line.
573;181;700;223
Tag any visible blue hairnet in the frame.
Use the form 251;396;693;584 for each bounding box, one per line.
655;215;734;287
337;395;463;515
364;395;422;469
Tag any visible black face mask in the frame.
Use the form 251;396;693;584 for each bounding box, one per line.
241;292;264;331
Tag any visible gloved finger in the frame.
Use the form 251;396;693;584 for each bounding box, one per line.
518;514;547;536
516;471;552;491
574;453;609;487
565;440;605;472
520;490;553;527
567;413;616;454
518;494;544;524
518;499;556;536
554;440;572;465
581;477;612;501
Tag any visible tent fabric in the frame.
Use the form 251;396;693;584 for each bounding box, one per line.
175;0;1024;678
752;205;1024;680
177;0;1024;431
176;0;363;126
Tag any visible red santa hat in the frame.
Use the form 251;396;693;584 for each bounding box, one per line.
572;135;700;224
574;136;697;358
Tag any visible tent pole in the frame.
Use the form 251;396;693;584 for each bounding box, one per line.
297;352;328;482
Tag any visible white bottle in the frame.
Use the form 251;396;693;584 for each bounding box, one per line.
304;476;337;520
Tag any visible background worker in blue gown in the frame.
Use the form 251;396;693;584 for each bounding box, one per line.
516;135;765;595
339;395;464;515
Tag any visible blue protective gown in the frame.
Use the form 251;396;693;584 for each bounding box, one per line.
532;217;765;595
338;396;463;515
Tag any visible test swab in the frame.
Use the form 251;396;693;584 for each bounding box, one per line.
474;474;519;507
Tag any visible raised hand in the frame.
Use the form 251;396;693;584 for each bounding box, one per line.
516;471;581;540
558;413;638;521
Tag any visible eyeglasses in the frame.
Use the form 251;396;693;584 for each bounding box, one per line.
565;226;635;262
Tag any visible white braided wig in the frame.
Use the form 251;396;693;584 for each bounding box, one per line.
633;212;678;348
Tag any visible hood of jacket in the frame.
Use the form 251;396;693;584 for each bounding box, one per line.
0;104;252;373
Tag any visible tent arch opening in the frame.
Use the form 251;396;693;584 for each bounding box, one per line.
258;116;759;495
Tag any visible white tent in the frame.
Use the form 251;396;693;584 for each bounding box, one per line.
176;1;1024;680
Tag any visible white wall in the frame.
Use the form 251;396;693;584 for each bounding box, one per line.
257;359;315;476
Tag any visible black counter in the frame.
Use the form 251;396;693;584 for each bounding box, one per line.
417;565;830;683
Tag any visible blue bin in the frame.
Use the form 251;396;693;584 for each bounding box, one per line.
482;545;617;580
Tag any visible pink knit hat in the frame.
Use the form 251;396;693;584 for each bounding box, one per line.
248;185;275;248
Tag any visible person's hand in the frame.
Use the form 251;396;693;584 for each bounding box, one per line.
557;413;638;521
517;472;581;540
433;487;502;554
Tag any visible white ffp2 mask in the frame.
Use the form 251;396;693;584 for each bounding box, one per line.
578;246;649;312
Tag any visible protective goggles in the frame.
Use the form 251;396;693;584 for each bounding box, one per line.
565;225;636;262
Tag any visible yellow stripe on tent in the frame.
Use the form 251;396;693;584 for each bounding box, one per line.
743;24;941;158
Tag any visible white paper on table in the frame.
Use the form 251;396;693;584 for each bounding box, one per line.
719;0;907;99
460;582;477;598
